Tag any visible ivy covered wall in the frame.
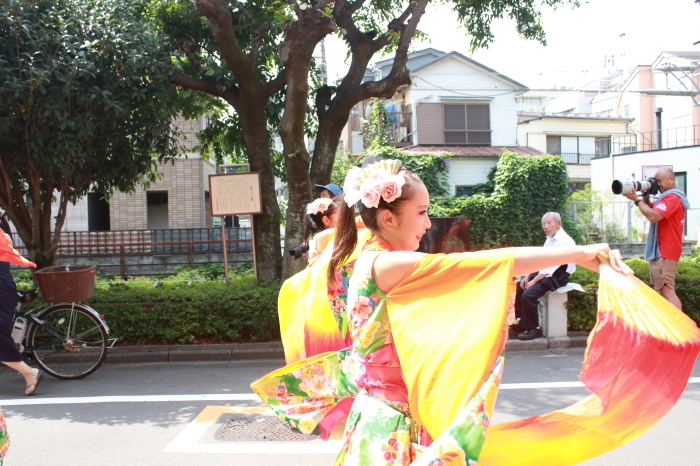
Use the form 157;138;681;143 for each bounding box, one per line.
431;151;583;249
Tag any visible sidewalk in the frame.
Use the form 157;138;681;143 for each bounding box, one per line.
105;332;590;364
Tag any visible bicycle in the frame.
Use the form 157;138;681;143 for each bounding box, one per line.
11;265;115;380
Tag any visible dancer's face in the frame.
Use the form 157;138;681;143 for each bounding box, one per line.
380;183;431;251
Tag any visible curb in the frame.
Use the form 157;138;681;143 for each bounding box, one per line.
505;333;589;352
104;334;591;364
105;341;285;364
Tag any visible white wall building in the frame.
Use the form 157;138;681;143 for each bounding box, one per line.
345;49;542;196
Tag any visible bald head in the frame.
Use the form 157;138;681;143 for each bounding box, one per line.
654;168;676;193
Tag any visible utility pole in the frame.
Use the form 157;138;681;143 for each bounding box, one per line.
319;39;328;85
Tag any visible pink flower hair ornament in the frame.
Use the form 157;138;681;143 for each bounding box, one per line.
343;159;405;209
306;198;334;215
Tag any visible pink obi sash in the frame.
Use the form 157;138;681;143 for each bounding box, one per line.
356;344;408;403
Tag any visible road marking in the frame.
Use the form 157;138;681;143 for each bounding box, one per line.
1;377;698;406
0;393;259;406
162;405;343;454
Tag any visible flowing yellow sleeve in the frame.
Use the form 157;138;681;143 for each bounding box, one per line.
279;229;373;364
387;247;515;438
478;258;700;465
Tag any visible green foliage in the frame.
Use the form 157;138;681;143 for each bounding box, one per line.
364;99;394;148
470;165;497;195
361;146;451;197
430;151;579;248
566;257;699;331
331;152;363;187
0;0;182;201
567;184;628;244
88;278;281;344
17;264;277;344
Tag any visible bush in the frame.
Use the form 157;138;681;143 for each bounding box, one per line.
17;265;279;345
85;277;281;344
430;151;582;249
566;257;700;331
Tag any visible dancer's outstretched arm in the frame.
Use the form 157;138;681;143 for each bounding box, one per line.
373;244;632;294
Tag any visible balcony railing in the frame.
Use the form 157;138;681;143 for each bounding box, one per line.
361;112;413;148
555;153;594;165
593;125;700;158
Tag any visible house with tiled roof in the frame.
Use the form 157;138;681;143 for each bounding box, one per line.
342;48;542;196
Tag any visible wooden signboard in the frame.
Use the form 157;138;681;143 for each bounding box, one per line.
209;172;262;216
208;172;263;282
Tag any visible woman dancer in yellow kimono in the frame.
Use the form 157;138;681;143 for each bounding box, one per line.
254;160;700;465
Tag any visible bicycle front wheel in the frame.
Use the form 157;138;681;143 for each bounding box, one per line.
28;304;108;379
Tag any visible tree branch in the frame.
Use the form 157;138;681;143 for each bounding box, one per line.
355;0;430;101
170;71;240;106
315;84;336;120
50;186;70;253
232;0;268;63
264;69;288;98
194;0;256;86
180;40;207;78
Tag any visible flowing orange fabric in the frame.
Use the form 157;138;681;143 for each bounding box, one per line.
0;232;36;268
477;257;700;465
278;229;372;363
387;247;515;437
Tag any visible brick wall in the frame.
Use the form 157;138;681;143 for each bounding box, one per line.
110;158;216;230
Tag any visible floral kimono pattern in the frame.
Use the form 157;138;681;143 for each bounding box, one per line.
0;408;8;464
254;236;509;465
333;237;505;466
252;348;363;436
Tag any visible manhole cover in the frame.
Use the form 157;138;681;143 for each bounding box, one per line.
216;416;319;441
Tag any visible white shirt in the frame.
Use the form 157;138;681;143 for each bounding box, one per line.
538;227;576;276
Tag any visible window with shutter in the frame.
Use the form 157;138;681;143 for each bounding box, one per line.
466;105;490;145
443;104;490;145
444;105;466;144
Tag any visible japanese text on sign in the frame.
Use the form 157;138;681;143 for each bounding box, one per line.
209;173;262;216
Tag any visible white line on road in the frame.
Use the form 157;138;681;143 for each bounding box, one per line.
0;393;260;406
1;377;698;406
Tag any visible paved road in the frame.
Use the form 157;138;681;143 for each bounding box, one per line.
1;349;698;466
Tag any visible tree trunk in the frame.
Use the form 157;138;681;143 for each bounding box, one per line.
237;100;283;282
310;109;353;185
278;16;333;279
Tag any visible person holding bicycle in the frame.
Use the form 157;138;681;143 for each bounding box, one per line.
0;211;42;396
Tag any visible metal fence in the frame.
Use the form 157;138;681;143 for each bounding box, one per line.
557;153;594;165
593;125;700;157
11;227;254;277
568;201;700;244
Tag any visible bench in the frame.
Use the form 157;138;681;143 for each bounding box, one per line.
537;283;584;338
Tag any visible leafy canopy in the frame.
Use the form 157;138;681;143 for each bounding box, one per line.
0;0;181;202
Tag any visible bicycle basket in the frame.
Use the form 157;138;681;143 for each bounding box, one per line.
34;265;96;302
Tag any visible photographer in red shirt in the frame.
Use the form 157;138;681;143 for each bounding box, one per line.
624;168;689;310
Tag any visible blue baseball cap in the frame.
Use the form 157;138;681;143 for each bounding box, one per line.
314;184;341;198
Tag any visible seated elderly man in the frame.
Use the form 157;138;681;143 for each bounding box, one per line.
509;212;576;340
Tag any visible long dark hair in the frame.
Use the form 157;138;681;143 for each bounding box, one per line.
327;170;424;283
304;200;339;242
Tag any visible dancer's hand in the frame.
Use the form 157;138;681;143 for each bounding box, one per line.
578;244;633;275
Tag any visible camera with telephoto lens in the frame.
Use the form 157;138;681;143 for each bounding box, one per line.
611;177;659;196
289;243;309;259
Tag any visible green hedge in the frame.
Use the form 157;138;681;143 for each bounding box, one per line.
567;256;700;331
18;273;281;345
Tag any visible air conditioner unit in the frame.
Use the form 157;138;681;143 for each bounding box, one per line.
620;145;637;154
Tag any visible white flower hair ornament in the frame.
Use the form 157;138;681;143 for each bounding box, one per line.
306;198;334;215
343;159;405;209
